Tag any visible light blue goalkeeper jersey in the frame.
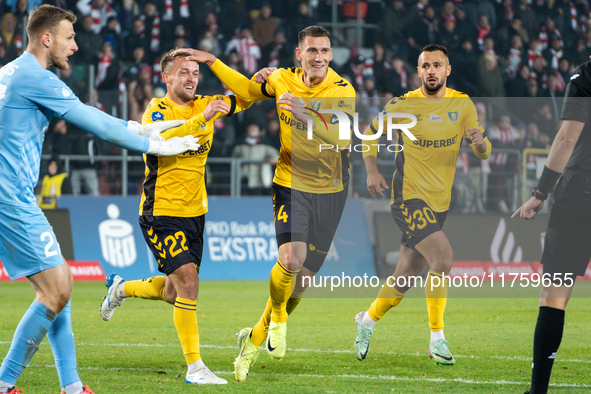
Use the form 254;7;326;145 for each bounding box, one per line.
0;51;82;206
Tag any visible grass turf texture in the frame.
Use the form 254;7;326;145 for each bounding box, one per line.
1;281;590;393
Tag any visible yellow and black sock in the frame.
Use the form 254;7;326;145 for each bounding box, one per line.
367;279;406;321
173;297;200;364
425;270;447;332
124;276;167;301
286;286;306;315
269;261;299;323
251;297;271;347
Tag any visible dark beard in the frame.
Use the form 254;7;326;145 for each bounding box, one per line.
423;80;444;93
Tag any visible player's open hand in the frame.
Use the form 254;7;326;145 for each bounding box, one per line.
171;48;216;66
277;93;311;125
203;100;230;121
255;67;277;83
468;128;486;153
511;196;544;220
128;119;185;141
367;170;389;197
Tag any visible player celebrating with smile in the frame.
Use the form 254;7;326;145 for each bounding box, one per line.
174;25;355;382
353;44;491;366
99;48;254;385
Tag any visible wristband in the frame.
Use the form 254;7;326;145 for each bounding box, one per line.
531;188;547;201
536;166;561;195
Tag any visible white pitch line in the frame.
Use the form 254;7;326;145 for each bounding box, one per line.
4;341;591;364
25;364;591;388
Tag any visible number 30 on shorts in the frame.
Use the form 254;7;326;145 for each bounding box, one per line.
275;205;288;223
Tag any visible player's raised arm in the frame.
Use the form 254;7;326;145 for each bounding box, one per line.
62;103;200;156
172;48;271;102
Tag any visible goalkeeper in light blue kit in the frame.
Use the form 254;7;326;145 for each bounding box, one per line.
0;5;199;394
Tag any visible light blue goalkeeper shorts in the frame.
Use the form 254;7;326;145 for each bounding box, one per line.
0;202;64;280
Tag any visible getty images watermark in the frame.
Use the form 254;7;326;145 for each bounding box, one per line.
305;109;418;152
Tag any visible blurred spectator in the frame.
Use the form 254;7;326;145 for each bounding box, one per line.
514;0;539;39
359;77;380;113
124;18;147;62
505;34;525;80
251;3;279;49
265;119;280;151
349;54;366;90
73;15;102;65
464;0;497;33
6;0;40;15
377;0;407;52
543;36;563;71
454;4;477;44
232;123;279;196
225;27;261;76
220;0;248;39
527;38;543;69
160;0;192;47
450;38;479;95
498;17;529;53
0;13;23;63
263;29;292;68
364;42;390;93
127;64;153;123
386;55;408;97
290;1;316;47
95;41;122;90
572;38;591;68
530;102;556;139
123;46;146;82
487;115;519;212
407;6;438;61
475;14;492;51
438;18;462;55
506;63;530;96
538;16;562;52
77;0;116;34
101;16;123;60
477;53;506;97
557;57;572;84
37;158;70;209
140;1;162;61
531;55;549;91
545;74;562;120
468;102;490;213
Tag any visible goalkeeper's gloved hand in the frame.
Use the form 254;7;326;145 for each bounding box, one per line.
127;120;185;141
146;135;200;156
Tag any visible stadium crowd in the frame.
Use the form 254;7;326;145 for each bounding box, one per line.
4;0;587;211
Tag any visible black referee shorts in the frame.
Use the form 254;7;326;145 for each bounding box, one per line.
541;171;591;278
272;183;347;272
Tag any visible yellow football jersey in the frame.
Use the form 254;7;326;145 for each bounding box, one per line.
139;94;250;217
210;61;356;194
364;87;491;212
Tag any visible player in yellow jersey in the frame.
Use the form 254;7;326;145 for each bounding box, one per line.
174;25;355;381
353;44;492;366
99;49;254;385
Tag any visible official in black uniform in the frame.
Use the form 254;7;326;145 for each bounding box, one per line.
512;61;591;394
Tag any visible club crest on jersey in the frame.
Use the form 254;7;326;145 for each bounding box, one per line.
428;113;442;123
311;100;321;111
447;111;459;123
152;111;164;122
200;123;207;130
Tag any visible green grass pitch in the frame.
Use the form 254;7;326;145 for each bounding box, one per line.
1;281;590;393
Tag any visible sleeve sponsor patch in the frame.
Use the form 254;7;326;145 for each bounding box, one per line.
152;111;164;122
